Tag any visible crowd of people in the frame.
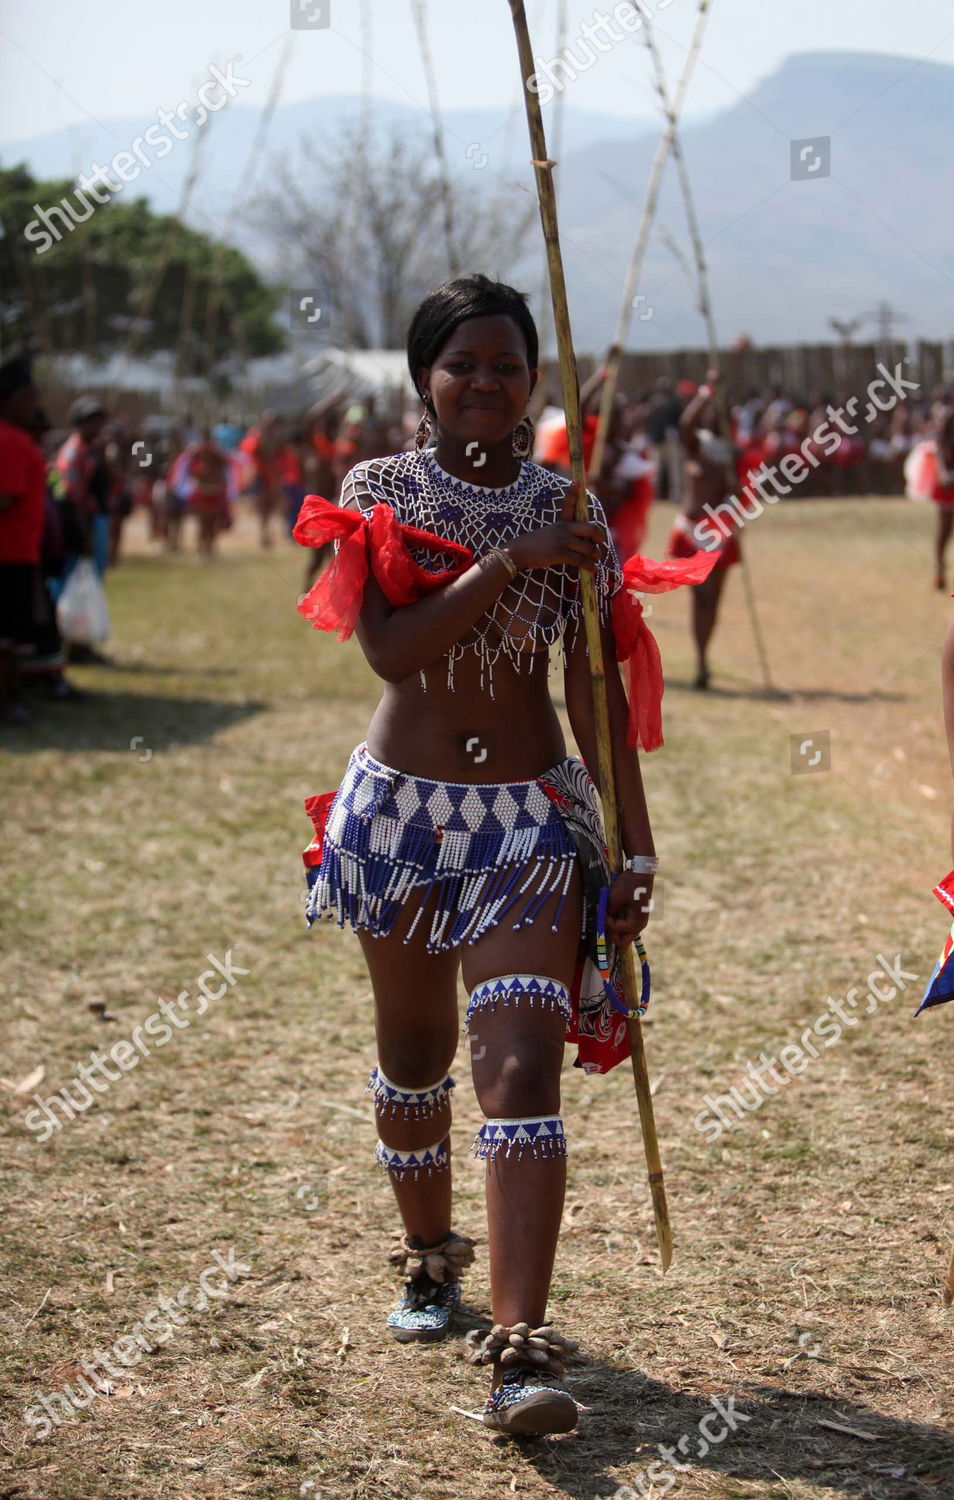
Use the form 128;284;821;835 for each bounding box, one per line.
3;349;954;725
535;370;954;685
538;368;948;522
0;367;405;723
129;396;404;557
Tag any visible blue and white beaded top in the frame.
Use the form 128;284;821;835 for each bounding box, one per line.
340;450;621;689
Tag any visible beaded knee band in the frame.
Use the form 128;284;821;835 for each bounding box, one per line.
465;974;572;1032
375;1135;450;1178
473;1115;566;1161
367;1066;455;1118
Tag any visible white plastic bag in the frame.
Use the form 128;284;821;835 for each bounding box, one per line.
56;559;110;645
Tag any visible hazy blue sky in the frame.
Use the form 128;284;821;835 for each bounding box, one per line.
1;0;954;145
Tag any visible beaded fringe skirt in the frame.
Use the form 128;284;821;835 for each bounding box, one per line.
304;744;602;955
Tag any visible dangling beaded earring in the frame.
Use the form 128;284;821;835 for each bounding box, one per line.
512;415;535;460
414;408;433;451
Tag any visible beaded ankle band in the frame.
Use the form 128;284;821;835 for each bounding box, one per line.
375;1136;449;1178
465;1322;579;1379
367;1066;456;1118
388;1231;477;1285
473;1115;566;1161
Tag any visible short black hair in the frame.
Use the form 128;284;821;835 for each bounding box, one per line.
407;274;538;398
0;356;33;401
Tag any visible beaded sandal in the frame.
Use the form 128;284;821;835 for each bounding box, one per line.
466;1323;579;1435
386;1232;476;1343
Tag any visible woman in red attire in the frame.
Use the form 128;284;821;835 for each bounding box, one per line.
296;276;658;1435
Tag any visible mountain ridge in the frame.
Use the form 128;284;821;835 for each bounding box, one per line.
2;50;952;349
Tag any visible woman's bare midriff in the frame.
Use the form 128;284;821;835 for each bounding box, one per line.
365;647;568;783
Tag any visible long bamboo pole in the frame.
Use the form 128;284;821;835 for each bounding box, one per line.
638;5;775;693
203;33;294;379
410;0;461;275
588;0;711;485
104;115;213;406
336;0;375;350
507;0;672;1272
536;0;568;363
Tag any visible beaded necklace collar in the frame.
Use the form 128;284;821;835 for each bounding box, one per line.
341;449;621;692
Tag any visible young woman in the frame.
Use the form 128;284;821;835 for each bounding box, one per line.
184;428;232;558
297;276;656;1435
668;373;741;691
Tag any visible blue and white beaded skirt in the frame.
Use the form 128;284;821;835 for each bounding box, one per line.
305;744;597;953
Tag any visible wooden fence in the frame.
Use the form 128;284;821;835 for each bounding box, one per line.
38;340;954;427
542;339;954;405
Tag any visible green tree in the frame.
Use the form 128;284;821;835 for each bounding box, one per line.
0;164;284;372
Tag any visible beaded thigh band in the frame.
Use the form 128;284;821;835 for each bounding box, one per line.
375;1136;450;1177
466;974;572;1033
473;1115;566;1161
367;1066;455;1118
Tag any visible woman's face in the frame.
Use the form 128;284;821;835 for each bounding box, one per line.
418;314;537;448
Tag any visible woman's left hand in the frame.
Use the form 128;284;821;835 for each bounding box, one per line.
605;871;654;945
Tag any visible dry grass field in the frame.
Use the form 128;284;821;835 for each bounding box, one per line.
1;496;952;1500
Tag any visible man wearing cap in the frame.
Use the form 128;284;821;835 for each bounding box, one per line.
0;358;48;723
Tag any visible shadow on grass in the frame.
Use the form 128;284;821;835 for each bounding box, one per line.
511;1365;952;1498
77;661;239;679
667;679;909;705
4;691;267;753
551;683;908;713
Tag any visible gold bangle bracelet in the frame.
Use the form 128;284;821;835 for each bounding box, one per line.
485;546;517;581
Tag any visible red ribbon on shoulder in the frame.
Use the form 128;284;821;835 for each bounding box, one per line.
613;549;720;752
293;493;474;640
294;492;717;753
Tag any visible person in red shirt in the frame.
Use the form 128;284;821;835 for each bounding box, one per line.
0;358;49;723
186;428;232;557
299;401;344;593
239;411;286;548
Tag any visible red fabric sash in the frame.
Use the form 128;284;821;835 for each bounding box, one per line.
293;493;474;640
302;791;338;868
293;492;717;752
614;550;720;751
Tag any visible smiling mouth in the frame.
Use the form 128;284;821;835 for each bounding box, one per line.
465;404;506;413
